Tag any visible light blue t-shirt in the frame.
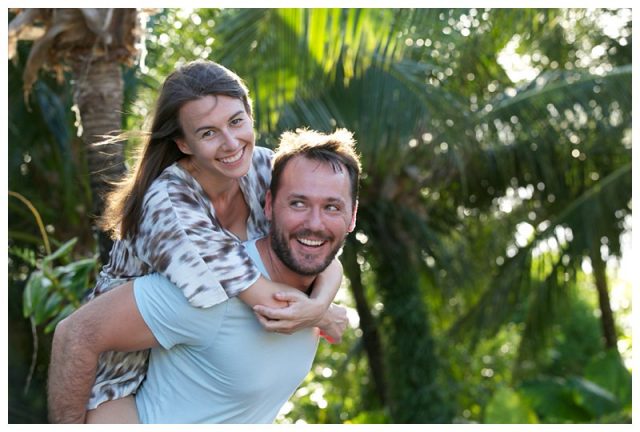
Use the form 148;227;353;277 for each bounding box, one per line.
133;240;319;423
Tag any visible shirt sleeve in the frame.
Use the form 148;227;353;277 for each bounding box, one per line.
133;273;226;349
241;146;273;239
131;165;261;308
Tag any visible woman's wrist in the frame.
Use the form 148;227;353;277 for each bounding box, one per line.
309;259;343;308
307;296;329;324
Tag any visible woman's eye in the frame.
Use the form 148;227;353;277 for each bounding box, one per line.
230;118;244;126
202;130;215;139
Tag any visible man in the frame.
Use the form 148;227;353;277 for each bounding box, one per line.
48;128;361;423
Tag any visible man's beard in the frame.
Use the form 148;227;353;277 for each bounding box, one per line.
270;223;344;276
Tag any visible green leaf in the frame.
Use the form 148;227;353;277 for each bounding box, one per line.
24;274;54;325
44;304;76;334
584;350;632;409
484;386;539;424
22;270;46;319
42;291;64;319
58;258;97;300
568;376;619;418
43;237;78;264
520;377;591;423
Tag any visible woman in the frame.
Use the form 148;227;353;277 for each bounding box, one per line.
84;60;345;422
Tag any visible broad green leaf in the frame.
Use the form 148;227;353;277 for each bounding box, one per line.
568;376;619;418
23;270;46;319
584;350;632;408
484;386;539;424
520;377;592;423
29;276;53;325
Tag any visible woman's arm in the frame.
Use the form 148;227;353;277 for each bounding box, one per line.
252;293;348;343
246;259;343;334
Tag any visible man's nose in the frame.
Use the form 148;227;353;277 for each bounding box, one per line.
305;207;324;231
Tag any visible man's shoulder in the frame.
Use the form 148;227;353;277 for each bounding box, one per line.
133;273;230;351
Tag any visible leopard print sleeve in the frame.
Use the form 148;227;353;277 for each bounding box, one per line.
131;157;268;308
241;146;273;239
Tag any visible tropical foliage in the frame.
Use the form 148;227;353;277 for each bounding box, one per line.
8;8;632;424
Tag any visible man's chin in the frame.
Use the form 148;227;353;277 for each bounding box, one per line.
291;264;327;276
290;257;332;276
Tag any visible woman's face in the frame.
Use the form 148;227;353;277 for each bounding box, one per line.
176;95;255;181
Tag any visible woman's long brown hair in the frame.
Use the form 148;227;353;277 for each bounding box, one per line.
100;60;253;240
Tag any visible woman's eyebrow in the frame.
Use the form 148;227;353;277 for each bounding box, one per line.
193;110;245;133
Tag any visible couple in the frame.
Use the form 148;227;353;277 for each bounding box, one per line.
48;60;361;424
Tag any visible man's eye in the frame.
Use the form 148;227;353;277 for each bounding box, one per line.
326;205;340;212
290;201;305;208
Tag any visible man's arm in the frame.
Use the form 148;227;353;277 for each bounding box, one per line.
48;281;158;423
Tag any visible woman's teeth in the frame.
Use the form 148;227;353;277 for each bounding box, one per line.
220;147;244;164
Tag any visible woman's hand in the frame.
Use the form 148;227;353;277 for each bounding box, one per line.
253;290;325;334
253;293;348;343
243;256;345;335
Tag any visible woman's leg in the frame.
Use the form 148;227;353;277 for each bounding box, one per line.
86;395;139;423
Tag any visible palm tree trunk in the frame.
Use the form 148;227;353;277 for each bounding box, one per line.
589;245;618;351
370;231;452;423
342;240;388;407
71;57;126;264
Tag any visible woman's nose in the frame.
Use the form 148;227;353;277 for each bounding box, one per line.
220;128;240;150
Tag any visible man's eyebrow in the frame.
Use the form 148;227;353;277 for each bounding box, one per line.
288;193;347;205
325;197;346;204
193;110;245;134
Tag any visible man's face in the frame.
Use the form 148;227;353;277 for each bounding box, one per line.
266;156;357;276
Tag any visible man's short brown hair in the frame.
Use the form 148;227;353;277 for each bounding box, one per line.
271;128;361;207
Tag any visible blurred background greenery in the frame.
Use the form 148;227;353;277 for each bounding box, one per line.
7;8;632;424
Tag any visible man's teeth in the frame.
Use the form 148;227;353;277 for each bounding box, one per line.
220;148;243;164
298;238;324;247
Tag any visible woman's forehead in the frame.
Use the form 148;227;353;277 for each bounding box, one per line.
179;95;246;128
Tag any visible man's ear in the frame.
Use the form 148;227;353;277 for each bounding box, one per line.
175;137;192;155
264;189;273;222
348;200;358;233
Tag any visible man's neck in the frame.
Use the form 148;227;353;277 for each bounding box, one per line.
255;238;316;292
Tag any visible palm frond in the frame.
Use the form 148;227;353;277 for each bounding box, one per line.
449;163;631;345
